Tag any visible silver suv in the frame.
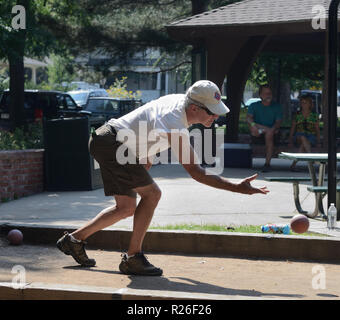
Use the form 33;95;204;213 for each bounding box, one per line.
68;89;109;108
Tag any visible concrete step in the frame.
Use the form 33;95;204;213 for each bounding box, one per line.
1;223;340;263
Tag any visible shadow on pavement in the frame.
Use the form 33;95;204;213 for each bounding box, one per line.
126;275;305;299
67;265;305;299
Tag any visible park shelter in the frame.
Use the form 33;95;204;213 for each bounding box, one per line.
166;0;340;144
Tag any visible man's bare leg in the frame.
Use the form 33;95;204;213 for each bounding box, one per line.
118;182;163;276
70;181;161;254
127;182;162;256
71;194;137;241
57;194;136;267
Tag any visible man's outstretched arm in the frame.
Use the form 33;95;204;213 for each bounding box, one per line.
170;133;269;195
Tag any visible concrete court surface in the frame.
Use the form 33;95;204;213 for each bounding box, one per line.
0;239;339;300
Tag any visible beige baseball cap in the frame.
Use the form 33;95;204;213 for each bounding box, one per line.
186;80;230;115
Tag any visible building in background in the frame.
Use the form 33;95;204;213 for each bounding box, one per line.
0;57;48;85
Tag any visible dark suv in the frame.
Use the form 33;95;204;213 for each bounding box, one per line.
80;97;142;121
0;90;82;130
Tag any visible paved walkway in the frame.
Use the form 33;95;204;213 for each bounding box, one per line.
0;158;339;237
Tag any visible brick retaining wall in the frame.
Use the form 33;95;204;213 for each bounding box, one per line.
0;149;44;201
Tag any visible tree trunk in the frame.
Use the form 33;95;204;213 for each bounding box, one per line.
280;81;291;124
8;54;25;129
267;65;291;125
8;0;27;130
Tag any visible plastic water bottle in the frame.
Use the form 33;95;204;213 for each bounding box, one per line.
327;203;337;230
261;224;290;235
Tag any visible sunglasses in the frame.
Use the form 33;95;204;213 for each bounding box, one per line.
198;105;216;116
188;97;217;116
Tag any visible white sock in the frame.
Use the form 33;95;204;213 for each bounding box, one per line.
126;253;135;260
69;234;82;243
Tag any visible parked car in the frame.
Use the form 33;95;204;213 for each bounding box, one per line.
0;90;82;130
68;89;109;108
244;97;261;107
68;81;98;90
80;97;142;121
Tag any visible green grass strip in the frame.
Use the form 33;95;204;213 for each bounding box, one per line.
150;223;327;237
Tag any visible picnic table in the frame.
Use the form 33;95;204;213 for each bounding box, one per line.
270;152;340;218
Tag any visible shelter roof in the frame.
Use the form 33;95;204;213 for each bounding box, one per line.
169;0;333;28
166;0;340;54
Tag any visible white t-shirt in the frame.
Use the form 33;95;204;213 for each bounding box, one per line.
107;94;190;161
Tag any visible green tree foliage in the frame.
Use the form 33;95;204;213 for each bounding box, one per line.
0;0;62;63
250;53;324;92
0;0;69;128
0;67;9;91
1;0;244;129
37;0;243;70
46;54;76;86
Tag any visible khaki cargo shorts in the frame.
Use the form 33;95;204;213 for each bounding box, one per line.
88;123;154;198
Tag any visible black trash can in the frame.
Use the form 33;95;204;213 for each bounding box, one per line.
220;143;253;168
44;117;103;191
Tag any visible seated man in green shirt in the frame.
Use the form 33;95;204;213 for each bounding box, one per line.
247;85;283;172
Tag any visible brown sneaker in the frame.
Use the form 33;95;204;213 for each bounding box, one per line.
119;252;163;276
56;231;96;267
